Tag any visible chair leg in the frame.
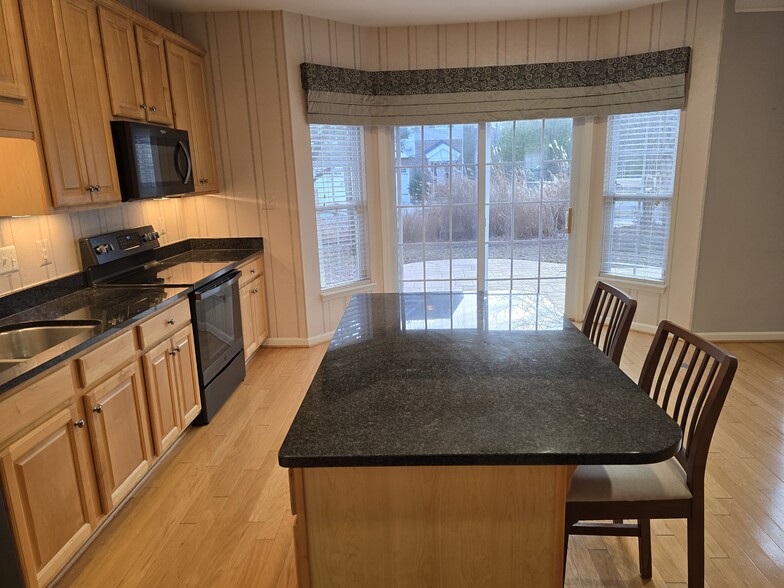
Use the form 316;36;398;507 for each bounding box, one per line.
563;524;571;586
688;512;705;587
638;518;652;579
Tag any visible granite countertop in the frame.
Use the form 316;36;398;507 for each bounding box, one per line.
0;238;264;395
278;293;683;468
0;286;190;394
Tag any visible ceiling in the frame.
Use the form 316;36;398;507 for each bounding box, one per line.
145;0;668;27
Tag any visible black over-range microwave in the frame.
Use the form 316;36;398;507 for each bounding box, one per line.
111;121;195;200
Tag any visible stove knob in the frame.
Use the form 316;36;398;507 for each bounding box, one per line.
152;232;160;240
95;244;110;255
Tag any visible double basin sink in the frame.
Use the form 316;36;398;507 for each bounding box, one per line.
0;320;102;373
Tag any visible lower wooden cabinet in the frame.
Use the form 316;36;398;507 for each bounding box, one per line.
239;257;268;360
142;324;201;455
1;404;94;588
83;361;152;513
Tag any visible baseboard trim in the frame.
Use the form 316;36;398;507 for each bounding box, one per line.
264;331;335;348
695;331;784;342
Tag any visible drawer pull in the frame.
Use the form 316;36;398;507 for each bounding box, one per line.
167;319;175;325
74;419;85;429
250;269;256;274
93;404;103;414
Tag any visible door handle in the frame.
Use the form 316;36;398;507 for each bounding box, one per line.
174;140;193;185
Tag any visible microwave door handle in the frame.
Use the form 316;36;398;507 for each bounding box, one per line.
175;140;193;184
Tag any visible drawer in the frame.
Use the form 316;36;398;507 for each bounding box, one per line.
136;298;191;350
0;365;74;445
238;256;263;287
77;330;135;388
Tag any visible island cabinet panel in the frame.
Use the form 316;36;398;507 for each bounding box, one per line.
97;6;145;120
293;465;571;588
166;41;219;192
83;361;152;513
135;24;173;126
142;338;181;456
0;0;27;100
20;0;121;206
0;404;94;588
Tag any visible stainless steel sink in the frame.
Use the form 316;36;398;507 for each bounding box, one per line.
0;320;102;361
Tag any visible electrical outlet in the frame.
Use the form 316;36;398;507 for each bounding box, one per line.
157;216;167;236
36;238;52;267
0;245;18;276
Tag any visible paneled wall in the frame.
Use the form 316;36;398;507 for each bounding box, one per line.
279;0;724;337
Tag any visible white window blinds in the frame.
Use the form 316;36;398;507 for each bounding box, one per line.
601;110;681;282
310;124;368;290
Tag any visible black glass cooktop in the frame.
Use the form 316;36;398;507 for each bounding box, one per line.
106;260;234;287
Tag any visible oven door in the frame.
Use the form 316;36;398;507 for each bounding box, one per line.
191;271;244;385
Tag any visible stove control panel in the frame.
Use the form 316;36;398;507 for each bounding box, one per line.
79;225;161;268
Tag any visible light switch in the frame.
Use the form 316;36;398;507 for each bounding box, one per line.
0;245;19;276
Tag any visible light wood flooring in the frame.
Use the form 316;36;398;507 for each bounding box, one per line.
58;332;784;587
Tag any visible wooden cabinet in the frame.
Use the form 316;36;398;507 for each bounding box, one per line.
172;325;201;428
83;361;152;513
135;25;172;125
239;256;268;359
1;404;94;588
0;0;27;100
142;324;201;454
166;41;218;191
20;0;121;207
97;6;144;120
142;338;181;456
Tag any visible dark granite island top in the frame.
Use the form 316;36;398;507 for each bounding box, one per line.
279;292;682;468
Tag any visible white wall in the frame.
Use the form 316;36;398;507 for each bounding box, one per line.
691;2;784;337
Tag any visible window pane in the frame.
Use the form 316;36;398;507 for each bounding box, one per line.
601;110;681;282
311;124;367;289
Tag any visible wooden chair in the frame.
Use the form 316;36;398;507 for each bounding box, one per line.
565;320;738;586
581;281;637;365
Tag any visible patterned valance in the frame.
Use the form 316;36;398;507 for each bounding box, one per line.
301;47;691;126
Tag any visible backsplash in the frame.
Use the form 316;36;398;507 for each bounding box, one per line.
0;193;255;296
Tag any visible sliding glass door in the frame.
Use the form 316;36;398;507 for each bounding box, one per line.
393;119;573;314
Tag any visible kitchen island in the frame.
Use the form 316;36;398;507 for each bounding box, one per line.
279;293;682;587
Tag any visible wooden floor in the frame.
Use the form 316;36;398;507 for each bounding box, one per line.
57;332;784;587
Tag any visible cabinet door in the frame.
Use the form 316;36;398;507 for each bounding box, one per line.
1;405;93;588
58;0;121;203
135;25;172;125
240;280;257;360
0;0;27;100
20;0;89;206
186;51;218;191
142;338;181;455
172;326;202;427
253;276;268;345
97;6;144;120
84;361;152;513
167;42;218;192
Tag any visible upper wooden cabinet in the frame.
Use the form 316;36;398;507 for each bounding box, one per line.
20;0;121;207
97;6;144;120
166;41;219;192
98;7;174;126
135;25;173;125
0;0;27;100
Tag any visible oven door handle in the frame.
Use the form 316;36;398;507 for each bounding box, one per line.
193;271;240;301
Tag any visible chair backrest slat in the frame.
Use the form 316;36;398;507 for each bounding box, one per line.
581;282;637;366
639;321;737;489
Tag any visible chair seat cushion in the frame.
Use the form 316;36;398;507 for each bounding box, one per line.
567;457;692;503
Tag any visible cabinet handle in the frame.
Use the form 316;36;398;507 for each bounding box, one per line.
74;419;85;428
150;105;157;112
87;185;94;193
140;103;148;110
93;404;103;414
94;185;102;192
251;288;259;294
167;319;175;325
169;350;177;356
250;269;256;274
